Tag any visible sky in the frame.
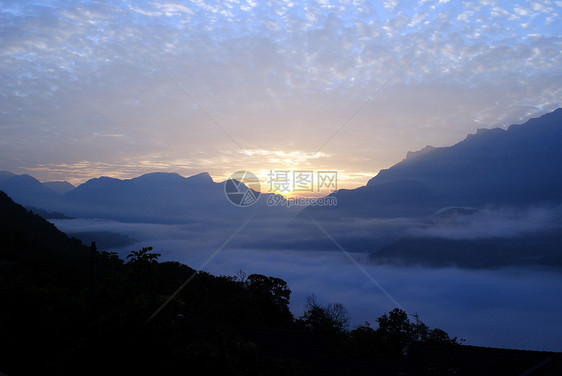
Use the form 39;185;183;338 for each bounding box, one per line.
1;0;561;192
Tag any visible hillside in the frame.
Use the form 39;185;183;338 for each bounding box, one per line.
0;172;61;209
43;180;75;195
367;108;562;206
272;109;562;269
310;108;562;221
0;190;295;374
0;170;299;226
1;190;560;374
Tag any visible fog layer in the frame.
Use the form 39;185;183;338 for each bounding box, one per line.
53;218;562;352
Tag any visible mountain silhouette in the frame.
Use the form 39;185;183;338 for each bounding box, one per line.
366;107;562;206
275;108;562;268
305;108;562;223
0;172;60;209
371;229;562;269
2;108;561;268
61;172;233;222
0;169;298;253
54;171;294;226
43;180;75;195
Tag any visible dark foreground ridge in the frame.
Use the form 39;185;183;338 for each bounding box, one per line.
1;190;560;375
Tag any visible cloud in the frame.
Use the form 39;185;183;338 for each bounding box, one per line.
52;217;562;352
157;246;562;351
0;0;561;187
409;206;562;240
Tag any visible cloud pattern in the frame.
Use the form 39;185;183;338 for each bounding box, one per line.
1;0;561;185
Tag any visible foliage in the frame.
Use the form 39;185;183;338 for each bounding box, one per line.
0;190;463;375
245;273;293;327
298;294;350;338
349;308;464;357
126;246;161;264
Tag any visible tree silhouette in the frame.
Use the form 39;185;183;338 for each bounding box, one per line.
2;190;469;375
375;308;416;355
372;308;463;356
425;327;464;345
126;246;161;264
299;295;350;337
246;273;293;326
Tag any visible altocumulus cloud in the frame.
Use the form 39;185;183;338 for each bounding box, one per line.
1;0;561;186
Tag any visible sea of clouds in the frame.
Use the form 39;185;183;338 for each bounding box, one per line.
52;216;562;352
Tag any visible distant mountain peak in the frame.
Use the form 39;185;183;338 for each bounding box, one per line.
137;171;183;179
43;181;75;195
96;176;121;182
405;145;437;160
132;172;185;184
186;172;214;184
369;107;562;187
0;171;16;183
130;171;214;185
464;126;505;141
0;171;60;208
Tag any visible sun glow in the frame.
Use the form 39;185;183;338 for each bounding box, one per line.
253;168;338;199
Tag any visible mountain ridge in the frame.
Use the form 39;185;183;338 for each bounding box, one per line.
43;180;75;195
1;108;561;266
356;108;562;207
273;108;562;268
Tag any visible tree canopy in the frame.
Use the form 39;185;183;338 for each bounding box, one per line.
0;190;463;375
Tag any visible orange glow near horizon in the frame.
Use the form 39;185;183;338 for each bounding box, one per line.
21;161;377;198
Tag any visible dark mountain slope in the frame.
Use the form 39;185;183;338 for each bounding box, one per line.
0;190;297;374
0;190;88;262
273;109;562;264
60;171;296;224
0;172;60;209
371;229;562;269
367;108;562;206
305;108;562;219
43;180;75;195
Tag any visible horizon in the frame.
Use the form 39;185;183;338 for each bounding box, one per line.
5;106;560;198
2;0;562;363
2;1;561;192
